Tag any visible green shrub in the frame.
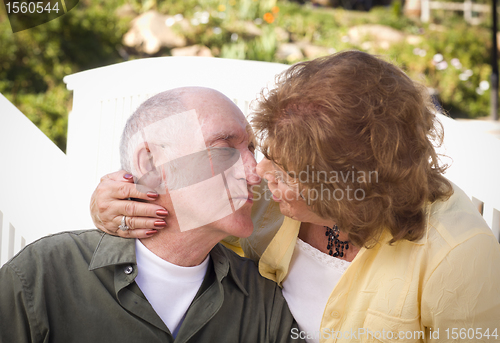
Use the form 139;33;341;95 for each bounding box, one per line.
1;0;495;153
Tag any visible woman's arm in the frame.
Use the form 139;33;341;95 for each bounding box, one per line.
90;172;285;260
90;170;169;238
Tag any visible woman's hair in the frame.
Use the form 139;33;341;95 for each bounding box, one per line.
253;50;453;247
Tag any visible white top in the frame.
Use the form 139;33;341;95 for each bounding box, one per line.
135;240;210;338
282;238;350;343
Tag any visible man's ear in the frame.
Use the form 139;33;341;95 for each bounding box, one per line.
133;142;155;177
133;142;167;194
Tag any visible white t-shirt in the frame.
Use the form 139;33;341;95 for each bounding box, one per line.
135;240;209;338
282;238;350;343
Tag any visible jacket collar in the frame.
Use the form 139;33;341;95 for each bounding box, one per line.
210;243;249;296
88;233;136;270
88;234;248;295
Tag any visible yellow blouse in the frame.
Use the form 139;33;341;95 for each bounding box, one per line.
235;181;500;343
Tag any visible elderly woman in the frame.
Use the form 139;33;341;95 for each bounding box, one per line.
90;51;500;342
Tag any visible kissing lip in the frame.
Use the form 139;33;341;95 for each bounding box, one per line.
271;193;282;202
230;192;254;203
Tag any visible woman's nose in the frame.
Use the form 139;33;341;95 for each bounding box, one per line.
256;158;273;182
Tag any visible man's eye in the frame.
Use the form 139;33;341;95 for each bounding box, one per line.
210;147;236;159
274;171;285;183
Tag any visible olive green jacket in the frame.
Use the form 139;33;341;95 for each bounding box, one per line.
0;230;302;343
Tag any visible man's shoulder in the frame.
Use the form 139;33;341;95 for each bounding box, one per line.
213;243;279;292
4;229;104;271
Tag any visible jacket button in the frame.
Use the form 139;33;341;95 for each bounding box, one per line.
124;265;133;274
331;311;340;318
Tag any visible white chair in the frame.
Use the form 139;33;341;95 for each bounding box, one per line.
1;56;498;267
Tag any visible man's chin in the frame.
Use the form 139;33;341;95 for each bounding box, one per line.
230;196;253;211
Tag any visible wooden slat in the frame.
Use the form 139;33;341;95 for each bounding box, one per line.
8;224;15;260
493;209;500;243
471;197;485;216
0;210;3;265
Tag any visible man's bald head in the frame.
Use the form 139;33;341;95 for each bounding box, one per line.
120;87;241;176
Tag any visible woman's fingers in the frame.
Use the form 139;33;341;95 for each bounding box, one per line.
101;170;134;182
90;170;170;236
108;215;166;238
110;178;159;201
114;212;168;231
119;199;168;219
99;170;159;201
95;200;168;232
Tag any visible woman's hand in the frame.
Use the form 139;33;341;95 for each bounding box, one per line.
90;170;169;239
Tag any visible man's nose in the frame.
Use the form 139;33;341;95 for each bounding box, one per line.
243;151;260;186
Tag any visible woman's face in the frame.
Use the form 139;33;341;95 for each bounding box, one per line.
256;158;334;226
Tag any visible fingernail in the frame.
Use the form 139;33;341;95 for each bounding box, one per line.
154;220;166;227
146;230;158;236
124;173;133;179
156;210;169;217
147;192;158;198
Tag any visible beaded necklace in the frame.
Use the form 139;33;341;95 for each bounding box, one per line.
325;225;349;258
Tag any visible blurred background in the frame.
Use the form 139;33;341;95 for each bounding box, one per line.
1;0;499;152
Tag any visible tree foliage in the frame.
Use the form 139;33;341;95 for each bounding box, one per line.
0;0;495;152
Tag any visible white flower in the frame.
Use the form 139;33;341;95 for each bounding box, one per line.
476;87;484;95
213;27;222;34
165;18;175;27
174;14;184;21
200;12;210;24
433;53;444;63
465;69;473;77
459;73;469;81
480;80;490;91
231;33;238;41
191;18;200;26
436;61;448;70
451;58;462;69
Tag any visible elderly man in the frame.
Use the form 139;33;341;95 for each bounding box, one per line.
0;87;302;343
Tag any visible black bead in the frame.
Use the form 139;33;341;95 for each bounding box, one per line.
324;225;349;260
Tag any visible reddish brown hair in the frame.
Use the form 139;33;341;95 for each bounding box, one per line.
253;50;453;247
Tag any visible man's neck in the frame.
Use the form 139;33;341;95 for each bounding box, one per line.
139;226;226;267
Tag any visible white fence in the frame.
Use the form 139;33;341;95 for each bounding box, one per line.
420;0;493;25
1;56;499;267
0;94;71;265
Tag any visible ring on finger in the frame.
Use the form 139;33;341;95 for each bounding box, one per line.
119;215;130;231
